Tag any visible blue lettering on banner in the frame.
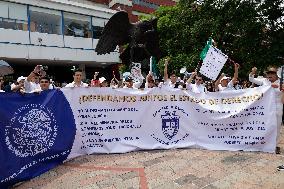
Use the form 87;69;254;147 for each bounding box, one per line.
0;90;76;188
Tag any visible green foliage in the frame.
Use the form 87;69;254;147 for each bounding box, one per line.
153;0;284;79
118;64;129;73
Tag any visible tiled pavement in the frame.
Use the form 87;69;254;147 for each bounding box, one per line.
13;128;284;189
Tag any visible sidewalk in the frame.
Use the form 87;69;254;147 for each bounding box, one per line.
14;128;284;189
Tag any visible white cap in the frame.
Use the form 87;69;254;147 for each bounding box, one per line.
99;77;106;83
17;76;26;82
221;76;230;81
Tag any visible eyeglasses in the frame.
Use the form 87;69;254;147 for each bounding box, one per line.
195;79;202;81
40;81;49;84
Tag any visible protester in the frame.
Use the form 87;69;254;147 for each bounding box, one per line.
215;62;240;91
30;76;51;93
249;66;283;154
0;76;4;92
11;76;26;93
65;68;88;88
233;79;242;90
242;80;251;89
145;72;156;89
110;77;119;89
186;72;207;93
24;65;43;93
123;76;135;89
99;77;108;87
205;81;215;92
91;72;100;87
249;66;279;86
163;58;183;89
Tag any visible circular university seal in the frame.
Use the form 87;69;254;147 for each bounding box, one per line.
5;104;57;158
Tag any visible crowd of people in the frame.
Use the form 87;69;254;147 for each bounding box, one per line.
0;62;283;94
0;62;284;157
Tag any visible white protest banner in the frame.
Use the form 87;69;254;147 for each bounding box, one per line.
60;86;277;159
0;86;278;187
199;46;228;80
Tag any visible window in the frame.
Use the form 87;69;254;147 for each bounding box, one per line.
64;12;91;38
30;7;61;34
92;17;107;39
132;0;159;9
0;2;28;31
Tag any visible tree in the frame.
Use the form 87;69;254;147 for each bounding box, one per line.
154;0;284;79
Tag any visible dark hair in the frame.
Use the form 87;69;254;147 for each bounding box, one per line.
196;74;203;79
170;72;176;76
40;76;50;82
125;76;133;82
73;68;82;75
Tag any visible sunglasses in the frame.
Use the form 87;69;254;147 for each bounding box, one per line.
40;81;49;84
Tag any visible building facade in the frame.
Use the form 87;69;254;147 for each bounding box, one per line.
0;0;177;81
0;0;120;81
88;0;177;22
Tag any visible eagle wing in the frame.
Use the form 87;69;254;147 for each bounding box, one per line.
144;18;162;60
95;11;132;54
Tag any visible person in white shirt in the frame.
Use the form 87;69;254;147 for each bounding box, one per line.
186;72;207;93
30;76;51;93
24;65;43;93
249;66;283;153
249;66;279;87
11;76;26;93
163;58;183;89
99;77;108;87
215;62;240;91
123;76;136;89
145;72;156;89
65;68;88;88
110;77;119;89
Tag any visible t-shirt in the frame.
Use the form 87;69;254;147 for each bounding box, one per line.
24;80;41;93
163;80;183;89
65;81;88;88
218;80;235;91
186;83;207;93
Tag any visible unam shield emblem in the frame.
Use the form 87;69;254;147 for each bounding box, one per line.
161;112;180;140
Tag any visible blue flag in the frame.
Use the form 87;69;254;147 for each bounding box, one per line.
0;90;76;188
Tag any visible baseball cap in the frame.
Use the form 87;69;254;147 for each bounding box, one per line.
99;77;106;83
265;67;277;74
17;76;26;82
220;76;230;81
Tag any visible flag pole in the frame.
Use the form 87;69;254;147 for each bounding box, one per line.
150;56;153;74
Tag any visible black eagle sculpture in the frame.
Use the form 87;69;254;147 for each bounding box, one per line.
95;11;161;66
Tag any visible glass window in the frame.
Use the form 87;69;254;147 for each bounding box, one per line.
9;3;28;21
30;7;61;34
0;1;9;18
132;0;159;9
64;12;91;38
0;2;28;31
92;17;107;39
